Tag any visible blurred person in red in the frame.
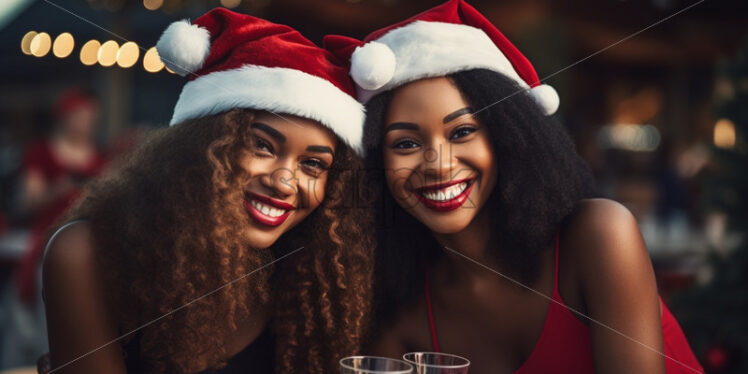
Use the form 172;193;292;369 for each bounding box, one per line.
16;88;107;303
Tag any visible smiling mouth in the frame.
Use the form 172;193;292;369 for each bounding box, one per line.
244;192;295;227
414;178;475;212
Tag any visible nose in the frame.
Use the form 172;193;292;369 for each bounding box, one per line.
422;142;456;180
260;161;297;198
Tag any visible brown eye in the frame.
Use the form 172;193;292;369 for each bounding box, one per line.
449;126;477;140
253;137;274;154
300;159;329;177
392;139;420;150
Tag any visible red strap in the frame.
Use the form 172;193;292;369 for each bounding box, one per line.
424;269;441;353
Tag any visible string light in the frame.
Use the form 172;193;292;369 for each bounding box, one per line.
20;31;37;55
97;40;119;67
221;0;242;8
52;32;75;58
143;0;163;11
22;28;177;74
80;39;101;65
30;32;52;57
143;46;164;73
116;41;140;68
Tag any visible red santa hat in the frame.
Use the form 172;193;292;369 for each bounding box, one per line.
156;8;365;154
324;0;560;115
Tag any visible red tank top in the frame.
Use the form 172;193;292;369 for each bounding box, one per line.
424;236;704;373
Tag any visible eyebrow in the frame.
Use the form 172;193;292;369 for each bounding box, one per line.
384;122;419;134
443;107;473;124
251;122;285;143
306;145;334;155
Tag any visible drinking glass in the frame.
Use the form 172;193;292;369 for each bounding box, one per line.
340;356;414;374
402;352;470;374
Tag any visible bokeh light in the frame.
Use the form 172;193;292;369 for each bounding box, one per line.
598;124;661;152
80;39;101;66
116;41;140;68
143;46;164;73
220;0;242;8
714;118;736;149
30;32;51;57
20;31;37;55
52;32;75;58
143;0;164;11
97;40;119;67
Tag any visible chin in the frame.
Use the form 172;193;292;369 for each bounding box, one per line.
412;210;476;235
246;230;282;249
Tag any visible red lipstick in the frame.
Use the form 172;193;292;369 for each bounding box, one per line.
414;178;474;212
244;192;295;227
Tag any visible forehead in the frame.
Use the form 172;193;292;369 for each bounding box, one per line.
387;77;469;120
252;112;337;148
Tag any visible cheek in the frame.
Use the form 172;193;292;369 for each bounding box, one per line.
383;148;422;171
385;168;413;200
237;153;257;176
240;152;282;178
300;175;327;210
384;152;408;194
466;135;498;189
472;137;495;172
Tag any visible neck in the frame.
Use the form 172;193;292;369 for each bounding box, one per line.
432;207;497;280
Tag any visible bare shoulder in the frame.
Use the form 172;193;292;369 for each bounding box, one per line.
43;221;98;282
565;198;639;237
561;202;663;372
562;198;649;269
43;221;127;372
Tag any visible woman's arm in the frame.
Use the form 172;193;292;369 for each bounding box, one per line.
42;221;127;374
568;199;665;374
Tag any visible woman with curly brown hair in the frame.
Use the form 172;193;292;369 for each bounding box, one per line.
42;9;372;374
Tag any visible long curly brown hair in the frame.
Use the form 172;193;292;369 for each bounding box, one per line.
63;109;373;373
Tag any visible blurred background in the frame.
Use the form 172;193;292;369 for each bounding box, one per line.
0;0;746;372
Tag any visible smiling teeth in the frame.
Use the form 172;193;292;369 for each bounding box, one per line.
250;200;287;218
421;182;468;202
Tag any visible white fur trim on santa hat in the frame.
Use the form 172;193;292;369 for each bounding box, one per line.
529;84;560;115
169;65;366;155
354;21;529;103
351;42;396;90
156;20;211;77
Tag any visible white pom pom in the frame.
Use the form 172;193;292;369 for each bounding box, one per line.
350;42;396;90
530;84;560;115
156;20;211;77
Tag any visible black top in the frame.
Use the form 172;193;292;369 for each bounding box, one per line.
124;327;275;373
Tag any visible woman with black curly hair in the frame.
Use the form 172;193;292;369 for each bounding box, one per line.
326;0;702;373
42;9;372;374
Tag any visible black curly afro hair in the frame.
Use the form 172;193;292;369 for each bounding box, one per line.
362;68;599;327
